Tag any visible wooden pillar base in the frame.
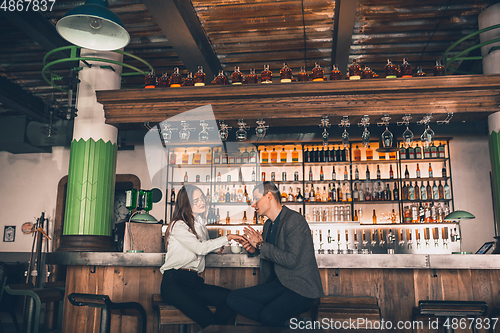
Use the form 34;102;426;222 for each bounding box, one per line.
57;235;115;252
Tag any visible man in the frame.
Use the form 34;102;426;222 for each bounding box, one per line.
227;181;324;327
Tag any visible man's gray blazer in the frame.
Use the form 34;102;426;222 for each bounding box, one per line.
260;206;325;299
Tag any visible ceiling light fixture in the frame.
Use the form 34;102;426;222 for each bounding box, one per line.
56;0;130;51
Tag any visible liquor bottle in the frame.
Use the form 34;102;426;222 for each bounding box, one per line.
280;147;287;163
342;146;348;162
335;146;341;162
309;167;313;181
225;187;231;203
431;204;437;223
219;187;225;203
321;147;327;163
169;150;176;164
231;185;237;202
183;72;194;86
414;181;420;200
393;184;399;200
379;150;386;160
438;142;446;158
366;145;373;160
332;166;337;181
419;202;425;223
194;66;206;86
242;149;249;164
354;145;361;161
212;150;220;164
403;206;411;223
293;171;299;182
169;67;182;87
444;181;451;199
158;72;169;87
364;183;371;201
415;66;426;77
401;58;412;78
261;64;272;84
385;59;397;78
376;165;381;179
320;166;324;181
354;165;359;180
408;182;414;200
282;172;287;182
402;182;408;200
389;150;397;160
247;68;258;84
331;183;337;202
366;166;370;180
262;148;269;163
250;148;257;163
312;147;317;162
424;204;431;223
229;153;235;164
253;211;258;224
244;186;250;203
182;150;189;164
281;186;287;202
400;144;407;160
236;152;242;164
261;172;266;181
193;150;201;164
430;143;438;158
338;182;343;202
296;188;304;202
426;181;432;200
312;62;324;81
322;186;328;202
145;69;157;88
344;166;348;180
385;184;392;201
205;150;212;165
292;147;299;162
280;63;293;83
353;210;359;222
251;168;256;181
349;59;361;80
408;145;415;159
271;172;276;182
222;151;228;164
271;148;278;163
330;64;342;80
404;165;410;178
315;187;322;202
438;181;444;200
434;59;445;76
236;185;243;202
428;163;433;178
215;70;228;85
304;184;310;202
432;181;439;200
226;211;230;224
372;210;377;224
309;186;316;202
183;172;188;183
423;145;430;159
362;66;373;79
353;183;359;201
231;66;243;85
170;189;176;203
415;144;422;159
298;66;309;82
415;163;421;178
215;208;220;224
304;147;310;162
441;163;447;178
242;211;248;223
420;182;427;200
345;183;352;202
389;165;394;179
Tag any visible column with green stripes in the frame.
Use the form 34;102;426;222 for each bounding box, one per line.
489;112;500;234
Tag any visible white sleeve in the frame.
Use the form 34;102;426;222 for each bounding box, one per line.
170;222;228;255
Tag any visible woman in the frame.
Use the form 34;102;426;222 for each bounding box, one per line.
160;184;244;328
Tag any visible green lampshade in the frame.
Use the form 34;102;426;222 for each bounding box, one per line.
56;0;130;51
444;210;475;221
130;212;158;223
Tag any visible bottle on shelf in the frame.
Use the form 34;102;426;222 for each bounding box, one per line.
262;148;269;163
304;184;310;202
309;186;316;202
401;58;412;78
262;172;266;181
376;165;381;179
353;210;359;222
296;188;304;202
385;184;392;201
432;181;439;200
400;144;407;160
438;142;446;158
309;167;313;181
170;189;176;203
423;145;430;159
420;182;427;200
442;163;447;178
236;152;242;164
414;181;420;200
229;153;235;164
294;171;299;181
238;167;243;182
278;147;286;163
354;145;361;161
385;59;397;78
252;168;256;181
408;145;415;159
430;143;438;158
298;66;309;82
218;187;225;203
416;163;421;178
315;187;322;202
364;183;371;201
366;165;370;180
281;186;287;202
237;185;243;202
192;150;201;164
366;145;373;160
426;181;432;200
349;59;361;80
271;148;278;163
320;166;324;181
226;211;230;224
287;187;295;202
225;187;231;203
222;151;228;164
242;211;248;223
403;206;411;223
261;64;272;84
332;166;337;181
415;144;422;159
428;163;433;178
169;150;176;164
408;182;414;200
182;150;189;164
292;147;299;162
393;183;399;200
231;185;236;202
250;148;257;163
253;211;258;224
247;68;258;84
389;165;394;179
330;64;342;80
216;208;220;223
438;181;444;200
145;70;157;88
444;181;451;199
389;150;397;160
282;172;287;182
231;66;243;85
312;62;325;82
227;175;231;182
402;182;408;200
372;209;377;224
419;202;425;223
405;165;410;179
170;67;182;87
322;186;328;202
184;172;188;183
343;166;348;180
194;66;206;86
353;183;359;201
280;63;293;83
244;186;250;203
354;165;359;180
271;172;276;181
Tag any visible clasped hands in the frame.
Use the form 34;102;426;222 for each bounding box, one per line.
224;226;262;254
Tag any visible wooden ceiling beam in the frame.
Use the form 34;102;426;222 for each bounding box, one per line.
332;0;359;78
143;0;222;80
0;76;46;122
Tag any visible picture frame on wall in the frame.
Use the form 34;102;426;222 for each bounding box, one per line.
3;226;15;242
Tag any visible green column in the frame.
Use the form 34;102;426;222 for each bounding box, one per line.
63;138;117;236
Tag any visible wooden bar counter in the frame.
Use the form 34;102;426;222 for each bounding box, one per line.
48;252;500;333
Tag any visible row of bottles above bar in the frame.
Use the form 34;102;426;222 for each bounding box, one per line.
145;58;446;88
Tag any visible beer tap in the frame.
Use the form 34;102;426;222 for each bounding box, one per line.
345;229;350;252
416;229;421;249
353;230;359;251
362;229;368;248
327;229;334;254
370;230;377;247
399;229;405;247
451;227;460;242
433;227;440;248
337;230;342;253
407;229;413;249
442;227;449;249
424;227;430;249
387;229;396;254
378;229;385;247
318;230;324;254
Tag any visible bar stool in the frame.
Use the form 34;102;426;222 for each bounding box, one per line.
67;293;146;333
4;283;63;333
412;300;488;333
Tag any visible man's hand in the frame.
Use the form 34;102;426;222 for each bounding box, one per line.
239;237;256;254
243;226;263;248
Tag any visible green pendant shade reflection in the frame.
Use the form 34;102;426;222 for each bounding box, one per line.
64;138;117;236
489;131;500;234
443;210;475;221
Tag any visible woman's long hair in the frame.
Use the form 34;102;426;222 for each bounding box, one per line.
164;185;204;247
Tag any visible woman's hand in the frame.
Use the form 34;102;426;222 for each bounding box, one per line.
227;234;246;243
243;226;263;248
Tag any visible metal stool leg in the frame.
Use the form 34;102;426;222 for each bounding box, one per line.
100;307;111;333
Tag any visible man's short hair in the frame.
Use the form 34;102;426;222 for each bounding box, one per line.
253;181;281;203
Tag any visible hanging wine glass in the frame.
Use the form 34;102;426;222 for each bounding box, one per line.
319;116;331;146
236;119;249;142
179;121;191;142
322;128;329;146
342;128;349;147
255;119;269;139
402;125;414;147
198;120;212;142
218;121;231;141
381;126;394;148
421;124;434;147
159;122;173;143
361;128;370;147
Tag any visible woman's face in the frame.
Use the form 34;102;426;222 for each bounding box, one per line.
191;189;206;216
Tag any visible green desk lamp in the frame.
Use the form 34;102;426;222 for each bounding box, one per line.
444;210;475;253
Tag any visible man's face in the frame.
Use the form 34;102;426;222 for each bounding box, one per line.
251;189;271;218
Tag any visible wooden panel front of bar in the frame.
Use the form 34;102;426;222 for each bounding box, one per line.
63;265;500;333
